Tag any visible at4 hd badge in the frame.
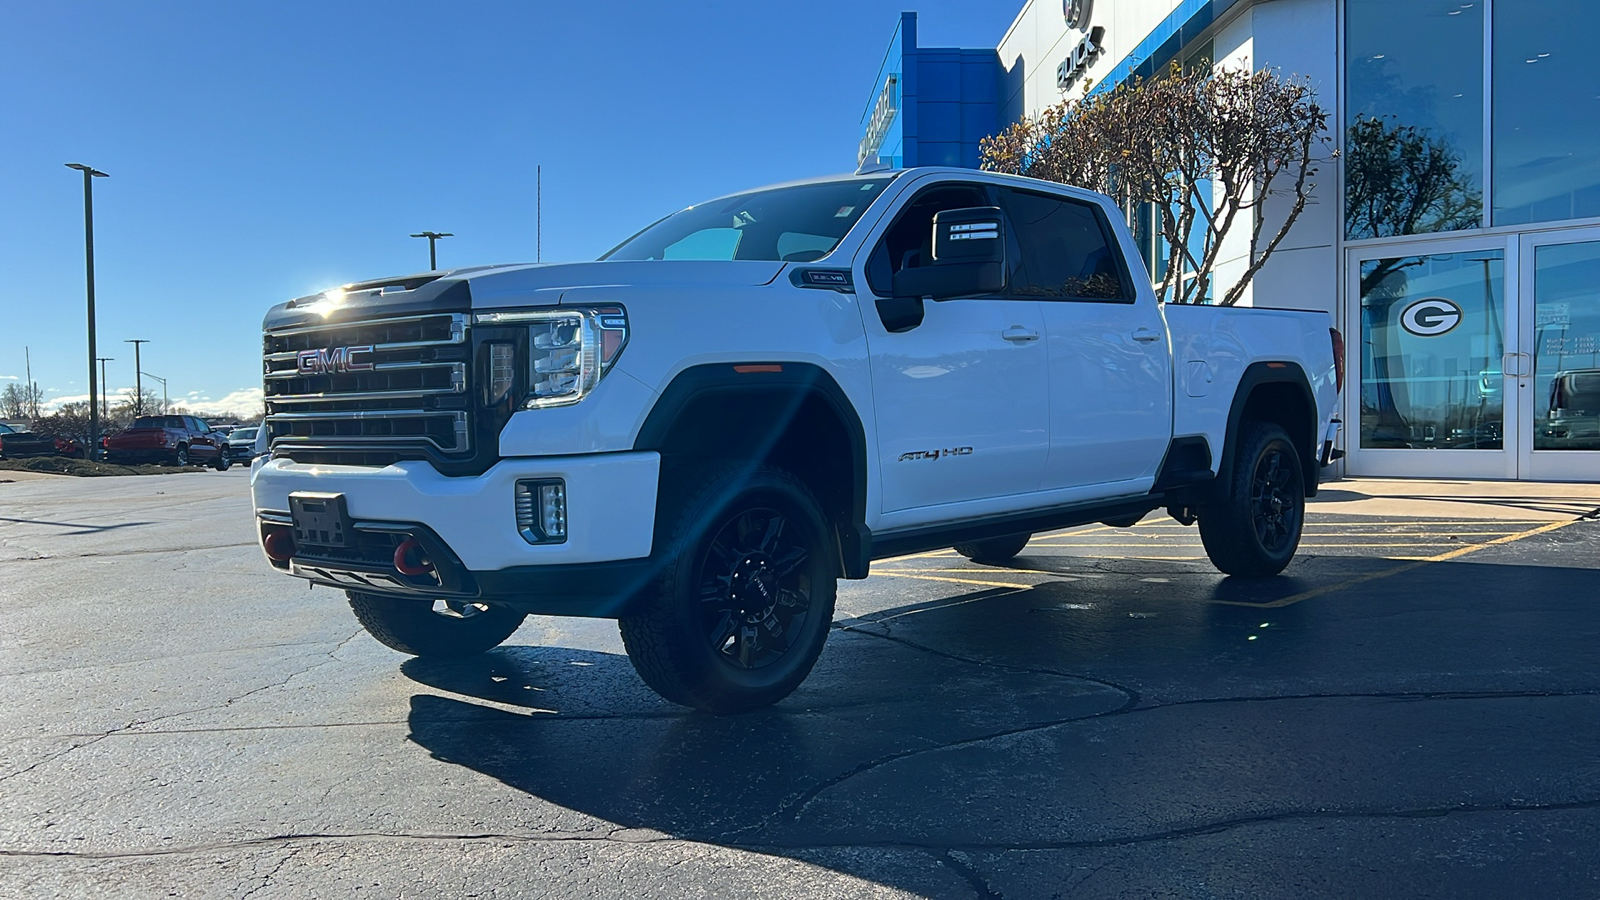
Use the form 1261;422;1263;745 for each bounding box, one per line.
898;447;974;462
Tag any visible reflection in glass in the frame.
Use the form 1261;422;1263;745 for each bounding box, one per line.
1533;242;1600;451
1344;0;1483;239
1492;2;1600;226
1360;252;1504;450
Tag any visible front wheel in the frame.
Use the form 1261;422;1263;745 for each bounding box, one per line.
1198;422;1306;577
618;464;837;713
346;591;526;658
212;449;231;471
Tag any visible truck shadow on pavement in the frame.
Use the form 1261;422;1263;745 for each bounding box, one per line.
397;532;1600;893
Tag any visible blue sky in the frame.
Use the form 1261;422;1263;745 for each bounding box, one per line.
0;0;1016;416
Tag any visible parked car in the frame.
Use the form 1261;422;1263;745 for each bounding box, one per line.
104;415;233;469
226;426;261;462
0;422;81;459
1541;368;1600;449
251;165;1342;713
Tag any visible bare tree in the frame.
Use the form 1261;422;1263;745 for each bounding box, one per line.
982;65;1330;306
1;383;27;420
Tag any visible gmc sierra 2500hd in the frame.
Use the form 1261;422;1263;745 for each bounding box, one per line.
252;167;1342;712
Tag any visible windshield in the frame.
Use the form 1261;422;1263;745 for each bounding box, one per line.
602;177;893;263
231;428;258;441
131;416;184;429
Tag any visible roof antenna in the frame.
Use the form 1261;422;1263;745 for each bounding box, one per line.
856;156;894;176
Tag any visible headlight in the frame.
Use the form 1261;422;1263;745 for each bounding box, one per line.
475;306;629;408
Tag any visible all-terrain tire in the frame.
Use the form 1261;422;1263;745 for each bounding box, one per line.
953;533;1032;564
618;463;837;713
212;448;231;471
346;591;526;658
1197;421;1306;577
170;444;189;467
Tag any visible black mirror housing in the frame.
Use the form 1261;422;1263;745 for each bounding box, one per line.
891;206;1007;302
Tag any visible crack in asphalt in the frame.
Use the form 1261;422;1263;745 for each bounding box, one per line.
0;541;258;564
7;797;1600;862
0;630;363;783
940;849;1002;899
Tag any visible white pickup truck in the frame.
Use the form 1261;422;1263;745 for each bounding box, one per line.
251;167;1343;712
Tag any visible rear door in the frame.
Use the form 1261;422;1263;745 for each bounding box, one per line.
993;186;1172;495
856;179;1051;523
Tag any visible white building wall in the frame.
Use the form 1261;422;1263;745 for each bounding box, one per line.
993;0;1343;318
997;0;1187;124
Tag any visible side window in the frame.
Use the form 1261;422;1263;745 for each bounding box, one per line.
866;184;992;296
997;188;1131;302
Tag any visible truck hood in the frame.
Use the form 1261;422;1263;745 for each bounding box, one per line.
463;260;788;309
263;260;787;330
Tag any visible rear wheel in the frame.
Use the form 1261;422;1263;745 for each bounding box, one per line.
346;591;526;658
953;533;1032;564
1198;422;1305;577
169;444;189;467
618;464;836;713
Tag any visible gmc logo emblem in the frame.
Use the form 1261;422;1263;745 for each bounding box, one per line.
296;345;375;376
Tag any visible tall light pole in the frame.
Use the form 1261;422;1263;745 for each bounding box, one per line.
125;339;150;414
141;372;168;414
409;231;453;270
67;162;109;457
95;357;114;419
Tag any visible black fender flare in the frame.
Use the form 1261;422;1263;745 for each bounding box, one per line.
633;362;871;578
1218;361;1319;500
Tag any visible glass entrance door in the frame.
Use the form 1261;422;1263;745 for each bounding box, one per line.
1346;237;1520;479
1518;230;1600;481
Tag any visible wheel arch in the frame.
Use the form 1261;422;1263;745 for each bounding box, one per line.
1219;362;1319;500
633;363;870;578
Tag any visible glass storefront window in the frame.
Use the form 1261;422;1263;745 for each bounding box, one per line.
1345;0;1484;240
1532;241;1600;450
1360;251;1504;449
1492;2;1600;226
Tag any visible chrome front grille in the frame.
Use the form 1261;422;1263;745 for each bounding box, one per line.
263;313;471;459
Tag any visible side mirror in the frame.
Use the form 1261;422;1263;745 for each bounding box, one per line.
891;207;1008;303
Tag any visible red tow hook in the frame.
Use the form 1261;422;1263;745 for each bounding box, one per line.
262;526;295;563
394;537;435;576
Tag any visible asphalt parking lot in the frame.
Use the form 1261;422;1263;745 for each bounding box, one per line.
2;471;1599;899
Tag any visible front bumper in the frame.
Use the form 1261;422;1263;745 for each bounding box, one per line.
251;452;661;615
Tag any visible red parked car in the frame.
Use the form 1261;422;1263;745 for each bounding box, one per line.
104;415;233;470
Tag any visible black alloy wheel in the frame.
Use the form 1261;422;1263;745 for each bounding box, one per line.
1198;421;1305;577
619;464;837;713
1249;443;1300;555
698;506;814;670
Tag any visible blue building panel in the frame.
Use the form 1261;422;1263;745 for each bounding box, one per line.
859;12;1000;171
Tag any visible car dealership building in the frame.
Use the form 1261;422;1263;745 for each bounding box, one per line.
860;0;1600;481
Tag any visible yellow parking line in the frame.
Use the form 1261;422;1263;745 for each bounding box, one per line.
872;570;1040;590
1209;519;1576;608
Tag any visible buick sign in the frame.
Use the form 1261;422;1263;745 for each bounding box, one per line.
1399;298;1464;337
1065;0;1093;30
297;345;375;376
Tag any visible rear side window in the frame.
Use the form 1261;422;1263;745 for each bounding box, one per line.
996;188;1131;301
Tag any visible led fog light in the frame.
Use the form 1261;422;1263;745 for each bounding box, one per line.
515;478;568;544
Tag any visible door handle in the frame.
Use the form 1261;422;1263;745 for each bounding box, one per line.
1001;326;1040;344
1132;327;1163;343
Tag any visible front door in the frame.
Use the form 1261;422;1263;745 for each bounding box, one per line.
857;179;1051;524
1346;237;1519;479
1517;229;1600;480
